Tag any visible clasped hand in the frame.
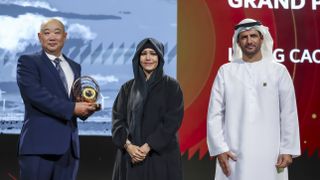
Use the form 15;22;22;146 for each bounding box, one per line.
126;143;151;164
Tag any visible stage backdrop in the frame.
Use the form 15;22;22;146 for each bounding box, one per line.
1;0;320;179
0;0;177;136
2;0;318;158
178;0;320;159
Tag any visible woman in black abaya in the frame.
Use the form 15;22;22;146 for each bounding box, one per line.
111;38;184;180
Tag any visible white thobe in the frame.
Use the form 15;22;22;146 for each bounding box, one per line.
207;58;300;180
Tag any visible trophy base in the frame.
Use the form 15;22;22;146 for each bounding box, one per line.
95;103;101;111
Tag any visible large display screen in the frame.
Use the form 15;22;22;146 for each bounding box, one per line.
0;0;177;136
178;0;320;158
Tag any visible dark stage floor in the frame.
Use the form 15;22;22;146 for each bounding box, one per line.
1;135;319;180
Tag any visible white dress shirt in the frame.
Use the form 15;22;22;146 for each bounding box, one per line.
45;52;75;96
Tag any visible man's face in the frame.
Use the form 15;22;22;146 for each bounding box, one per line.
38;20;66;57
139;48;159;74
237;29;263;57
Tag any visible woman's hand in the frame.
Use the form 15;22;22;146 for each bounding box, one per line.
126;144;146;163
140;143;151;155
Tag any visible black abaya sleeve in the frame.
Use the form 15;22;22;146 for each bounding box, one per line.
146;77;184;153
112;81;132;149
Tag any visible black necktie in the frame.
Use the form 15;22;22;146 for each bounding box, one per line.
53;58;68;93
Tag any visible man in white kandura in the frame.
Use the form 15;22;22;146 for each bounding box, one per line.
207;18;301;180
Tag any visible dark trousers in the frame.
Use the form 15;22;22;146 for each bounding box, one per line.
19;149;79;180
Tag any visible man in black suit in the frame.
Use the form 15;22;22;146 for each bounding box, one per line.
16;18;97;180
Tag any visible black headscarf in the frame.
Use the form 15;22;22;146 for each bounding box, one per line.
128;38;165;145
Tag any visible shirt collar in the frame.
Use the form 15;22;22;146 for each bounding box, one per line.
45;52;65;62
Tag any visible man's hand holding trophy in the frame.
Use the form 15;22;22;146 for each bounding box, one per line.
72;76;101;120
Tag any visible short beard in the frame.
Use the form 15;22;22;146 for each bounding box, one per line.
241;45;261;57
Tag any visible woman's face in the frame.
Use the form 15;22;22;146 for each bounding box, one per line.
139;48;159;74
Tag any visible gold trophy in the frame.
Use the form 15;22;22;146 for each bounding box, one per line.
72;76;101;110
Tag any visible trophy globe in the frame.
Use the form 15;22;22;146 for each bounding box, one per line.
72;76;101;109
